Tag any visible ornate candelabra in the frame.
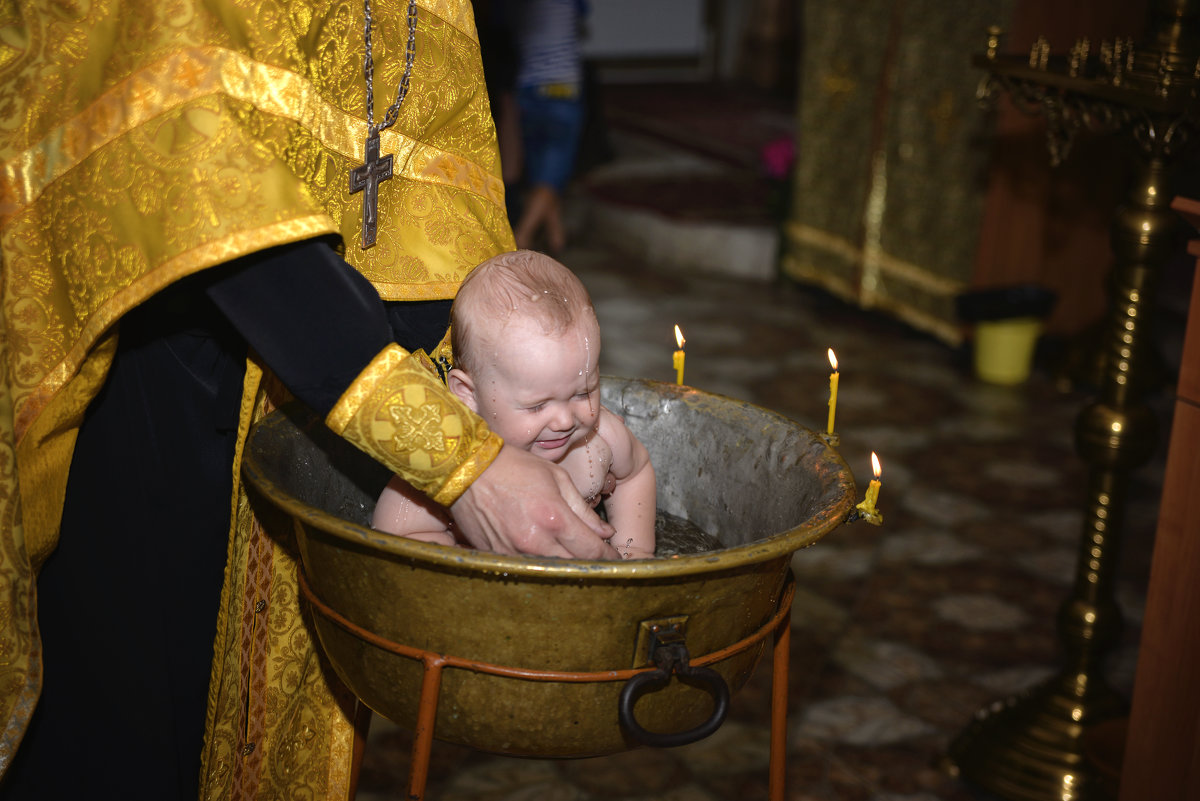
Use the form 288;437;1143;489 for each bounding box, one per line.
943;2;1200;800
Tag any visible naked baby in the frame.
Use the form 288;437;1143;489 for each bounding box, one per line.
372;250;657;559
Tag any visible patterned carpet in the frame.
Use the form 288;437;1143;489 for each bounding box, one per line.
597;82;795;172
578;82;793;226
353;238;1168;801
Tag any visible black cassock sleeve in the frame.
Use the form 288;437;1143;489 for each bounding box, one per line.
207;236;452;416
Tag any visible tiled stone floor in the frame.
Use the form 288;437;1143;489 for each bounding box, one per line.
354;237;1171;801
354;84;1178;800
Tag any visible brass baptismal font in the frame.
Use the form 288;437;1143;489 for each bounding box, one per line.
943;1;1200;799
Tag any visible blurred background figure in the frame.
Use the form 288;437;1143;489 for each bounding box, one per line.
507;0;589;253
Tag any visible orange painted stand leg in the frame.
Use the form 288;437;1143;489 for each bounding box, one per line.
769;608;791;801
405;656;447;801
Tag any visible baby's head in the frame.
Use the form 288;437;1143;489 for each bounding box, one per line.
449;250;602;457
451;250;597;373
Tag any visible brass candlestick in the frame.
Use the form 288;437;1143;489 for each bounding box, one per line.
943;3;1199;799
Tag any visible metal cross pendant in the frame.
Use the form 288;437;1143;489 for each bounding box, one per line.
349;132;394;249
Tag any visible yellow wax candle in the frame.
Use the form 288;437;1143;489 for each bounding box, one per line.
861;479;880;514
826;348;839;435
674;325;686;385
856;452;882;515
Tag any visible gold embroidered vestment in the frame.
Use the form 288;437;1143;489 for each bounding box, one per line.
0;0;513;797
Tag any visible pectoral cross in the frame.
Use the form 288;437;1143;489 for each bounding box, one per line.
349;132;393;249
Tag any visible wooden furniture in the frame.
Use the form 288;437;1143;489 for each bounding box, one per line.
971;0;1146;338
1116;195;1200;801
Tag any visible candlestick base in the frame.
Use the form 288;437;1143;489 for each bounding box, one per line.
847;505;882;526
942;670;1126;801
820;432;840;448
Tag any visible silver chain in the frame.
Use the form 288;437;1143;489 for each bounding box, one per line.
363;0;418;136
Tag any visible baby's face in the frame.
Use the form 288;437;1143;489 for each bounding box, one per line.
473;315;601;459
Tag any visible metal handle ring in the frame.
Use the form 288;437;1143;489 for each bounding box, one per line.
617;630;730;748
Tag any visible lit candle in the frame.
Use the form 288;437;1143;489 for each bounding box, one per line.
856;452;882;517
674;325;686;385
826;348;839;436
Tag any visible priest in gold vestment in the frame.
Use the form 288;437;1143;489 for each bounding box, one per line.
0;1;617;799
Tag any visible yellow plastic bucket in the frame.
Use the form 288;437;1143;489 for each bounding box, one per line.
973;317;1041;385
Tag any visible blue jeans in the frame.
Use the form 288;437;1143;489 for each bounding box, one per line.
517;84;585;193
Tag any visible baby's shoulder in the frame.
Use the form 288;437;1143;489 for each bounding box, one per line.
596;404;631;437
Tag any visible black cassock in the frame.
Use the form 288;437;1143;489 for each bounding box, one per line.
2;239;451;801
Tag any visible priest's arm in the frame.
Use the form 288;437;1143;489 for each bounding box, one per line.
206;238;616;558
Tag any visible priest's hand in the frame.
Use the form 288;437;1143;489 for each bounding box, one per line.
450;444;620;559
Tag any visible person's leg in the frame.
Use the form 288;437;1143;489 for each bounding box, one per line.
514;182;565;252
515;87;584;253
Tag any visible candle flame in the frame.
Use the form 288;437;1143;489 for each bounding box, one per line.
675;324;685;349
828;348;838;371
871;451;881;478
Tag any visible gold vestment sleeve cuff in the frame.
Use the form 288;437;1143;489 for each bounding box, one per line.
326;343;502;506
